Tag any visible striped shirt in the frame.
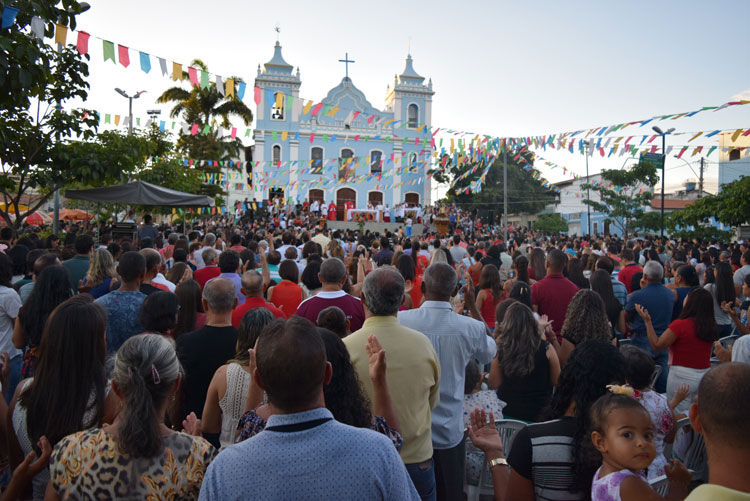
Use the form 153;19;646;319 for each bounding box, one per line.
507;417;584;501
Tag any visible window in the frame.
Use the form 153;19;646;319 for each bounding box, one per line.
407;103;418;128
368;191;383;207
404;193;420;206
593;222;599;235
311;147;323;174
370;151;382;174
272;145;281;165
339;148;354;181
271;92;284;120
729;149;741;161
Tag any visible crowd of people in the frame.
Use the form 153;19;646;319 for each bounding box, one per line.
0;209;747;500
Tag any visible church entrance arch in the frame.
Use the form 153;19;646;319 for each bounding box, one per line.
368;191;383;208
337;188;356;221
309;189;324;205
404;192;420;207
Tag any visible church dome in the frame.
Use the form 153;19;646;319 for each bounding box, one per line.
263;41;294;75
399;54;424;81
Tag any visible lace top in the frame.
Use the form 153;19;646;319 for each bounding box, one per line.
217;363;251;449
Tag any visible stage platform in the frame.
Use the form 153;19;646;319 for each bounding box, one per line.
326;221;433;235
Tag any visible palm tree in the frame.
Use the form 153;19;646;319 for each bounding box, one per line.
157;59;253;162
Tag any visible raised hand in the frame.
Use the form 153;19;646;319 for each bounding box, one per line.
634;304;651;323
182;412;202;437
365;334;386;383
467;409;504;457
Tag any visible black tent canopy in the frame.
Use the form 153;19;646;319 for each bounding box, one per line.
65;181;215;207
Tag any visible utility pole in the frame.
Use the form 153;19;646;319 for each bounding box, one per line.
503;145;508;243
698;157;704;198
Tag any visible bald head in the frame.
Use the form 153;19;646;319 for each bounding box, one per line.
693;363;750;450
202;277;237;313
241;270;264;297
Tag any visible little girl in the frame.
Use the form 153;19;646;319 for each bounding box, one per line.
590;388;691;501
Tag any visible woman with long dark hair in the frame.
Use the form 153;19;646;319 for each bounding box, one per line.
635;287;719;414
529;247;546;281
236;325;402;450
47;334;216;499
567;257;589;289
13;266;72;378
476;264;504;330
488;302;559;422
0;252;22;399
558;289;613;366
174;279;206;337
704;261;736;337
394;253;419;309
9;295;114;500
589;269;626;337
672;264;699;320
484;341;626;500
139;291;179;337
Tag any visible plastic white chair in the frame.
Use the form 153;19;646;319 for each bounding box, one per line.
719;335;740;349
650;365;662;389
464;419;526;501
673;417;708;482
648;474;669;496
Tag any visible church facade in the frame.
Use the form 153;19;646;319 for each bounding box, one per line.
251;41;434;217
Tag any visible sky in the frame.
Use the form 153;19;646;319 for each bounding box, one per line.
60;0;750;200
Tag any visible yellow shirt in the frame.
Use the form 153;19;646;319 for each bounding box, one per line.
344;315;441;464
685;484;750;501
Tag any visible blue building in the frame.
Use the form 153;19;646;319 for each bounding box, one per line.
252;41;434;217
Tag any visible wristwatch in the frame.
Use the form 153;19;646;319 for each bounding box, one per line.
489;457;508;468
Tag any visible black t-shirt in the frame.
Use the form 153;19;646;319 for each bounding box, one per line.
481;256;503;270
139;283;162;296
497;342;552;422
176;325;238;420
507;417;582;500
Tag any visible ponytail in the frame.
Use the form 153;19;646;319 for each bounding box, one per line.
112;334;181;458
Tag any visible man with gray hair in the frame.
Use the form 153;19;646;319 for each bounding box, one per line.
231;270;286;328
176;277;238;427
194;232;218;269
344;267;441;499
626;259;674;392
398;263;495;501
295;258;365;331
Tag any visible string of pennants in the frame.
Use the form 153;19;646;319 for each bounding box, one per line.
18;16;747;145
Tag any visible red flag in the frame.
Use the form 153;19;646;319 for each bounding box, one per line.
188;67;198;86
254;86;261;105
117;45;130;67
76;31;90;54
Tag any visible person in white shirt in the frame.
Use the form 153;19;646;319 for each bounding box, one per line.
310;200;320;216
398;263;495;501
194;233;218;270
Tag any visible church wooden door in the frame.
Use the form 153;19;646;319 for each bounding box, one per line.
337;188;356;221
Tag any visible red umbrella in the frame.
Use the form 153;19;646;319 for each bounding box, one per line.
23;211;50;225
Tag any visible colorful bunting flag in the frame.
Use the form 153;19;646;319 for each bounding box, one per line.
1;6;19;29
139;51;151;73
76;31;90;54
117;45;130;67
102;40;115;63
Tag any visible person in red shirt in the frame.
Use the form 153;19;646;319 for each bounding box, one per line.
476;264;504;330
267;261;305;316
531;249;579;342
617;249;643;294
231;270;286;328
194;248;221;290
635;287;719;414
328;201;337;221
295;258;365;331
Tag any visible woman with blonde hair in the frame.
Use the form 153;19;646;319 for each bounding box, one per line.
81;249;117;299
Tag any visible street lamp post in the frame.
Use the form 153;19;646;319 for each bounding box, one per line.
652;126;675;239
114;88;146;136
52;2;90;236
582;140;592;236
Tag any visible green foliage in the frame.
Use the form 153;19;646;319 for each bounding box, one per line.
668;225;734;243
534;213;569;233
431;150;554;214
0;1;111;228
670;176;750;229
157;60;252;162
582;159;658;237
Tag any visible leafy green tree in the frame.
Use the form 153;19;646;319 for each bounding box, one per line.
582;160;659;237
0;1;148;228
669;176;750;230
157;60;252;200
431;149;554;214
534;213;569;233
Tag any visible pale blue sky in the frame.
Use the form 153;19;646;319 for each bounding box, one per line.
67;0;750;194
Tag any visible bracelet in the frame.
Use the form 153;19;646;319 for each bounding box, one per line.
489;457;508;468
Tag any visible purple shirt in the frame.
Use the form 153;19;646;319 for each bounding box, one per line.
295;290;365;331
209;273;245;306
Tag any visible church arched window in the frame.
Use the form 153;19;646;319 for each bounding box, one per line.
272;145;281;165
407;103;418;128
409;152;418;172
370;151;383;174
311;147;323;174
339;148;354;181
